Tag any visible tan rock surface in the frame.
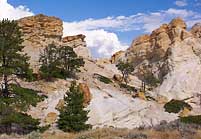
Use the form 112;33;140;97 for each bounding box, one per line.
56;99;65;110
79;83;92;105
45;112;57;124
62;34;92;59
111;50;125;64
18;14;63;72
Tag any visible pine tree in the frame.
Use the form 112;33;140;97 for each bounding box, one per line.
39;45;85;80
39;43;59;80
0;19;32;97
57;81;91;132
58;46;85;78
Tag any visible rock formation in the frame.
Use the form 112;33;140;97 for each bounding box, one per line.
79;83;92;106
18;14;91;72
116;17;201;100
111;50;125;63
62;34;91;59
18;14;63;72
191;23;201;39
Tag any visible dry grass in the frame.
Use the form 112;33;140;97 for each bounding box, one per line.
1;128;201;139
41;128;201;139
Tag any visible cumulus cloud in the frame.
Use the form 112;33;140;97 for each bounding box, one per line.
0;0;33;20
175;0;188;7
63;8;201;57
63;22;129;58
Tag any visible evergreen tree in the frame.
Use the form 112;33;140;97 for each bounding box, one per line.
58;46;85;78
57;81;91;132
39;45;85;80
0;19;32;97
116;61;134;85
39;43;59;80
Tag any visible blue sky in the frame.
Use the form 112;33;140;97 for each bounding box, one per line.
1;0;201;57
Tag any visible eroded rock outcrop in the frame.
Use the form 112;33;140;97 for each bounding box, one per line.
18;14;91;72
18;14;63;71
117;18;201;100
62;34;91;59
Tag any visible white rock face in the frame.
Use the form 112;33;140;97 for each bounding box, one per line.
156;38;201;100
87;88;177;129
118;18;201;101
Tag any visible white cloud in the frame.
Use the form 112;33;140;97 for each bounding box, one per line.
1;0;201;58
63;22;129;58
175;0;188;7
63;8;201;57
64;8;200;34
0;0;33;20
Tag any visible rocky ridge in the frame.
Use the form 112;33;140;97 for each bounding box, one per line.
18;14;91;72
114;17;201;100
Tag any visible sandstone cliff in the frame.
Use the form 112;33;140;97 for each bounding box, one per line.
18;14;91;72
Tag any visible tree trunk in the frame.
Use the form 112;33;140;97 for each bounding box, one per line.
143;82;146;93
2;54;9;97
2;75;9;97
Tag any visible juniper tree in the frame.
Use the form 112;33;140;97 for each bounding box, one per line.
0;19;32;97
116;61;134;85
57;81;91;132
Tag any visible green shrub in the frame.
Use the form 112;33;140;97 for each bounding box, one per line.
38;125;50;133
164;99;192;113
180;115;201;125
119;83;137;92
94;74;112;84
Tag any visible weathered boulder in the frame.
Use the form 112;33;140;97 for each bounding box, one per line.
113;74;123;82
